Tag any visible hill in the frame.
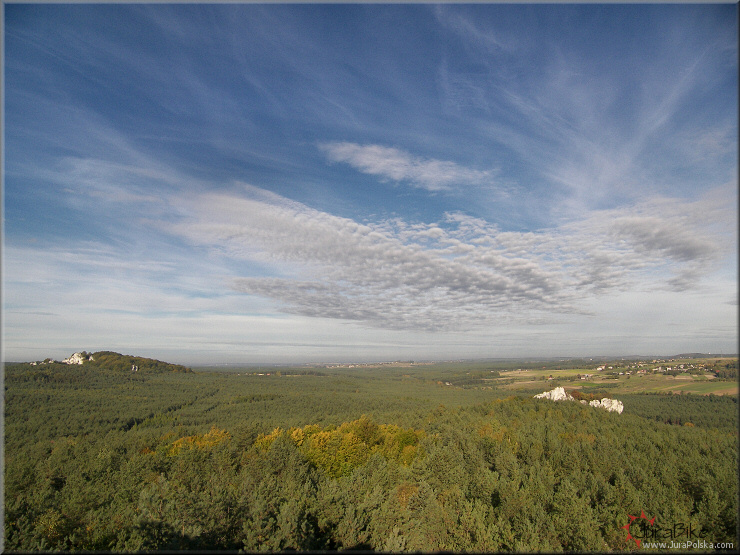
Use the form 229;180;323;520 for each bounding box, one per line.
89;351;192;373
24;351;192;374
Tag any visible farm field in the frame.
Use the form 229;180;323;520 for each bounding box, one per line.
486;357;739;397
4;353;738;552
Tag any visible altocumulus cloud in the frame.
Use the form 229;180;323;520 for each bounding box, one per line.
164;185;730;332
319;142;494;191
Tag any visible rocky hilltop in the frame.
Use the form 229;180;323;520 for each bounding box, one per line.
62;352;95;365
28;351;191;374
534;386;624;414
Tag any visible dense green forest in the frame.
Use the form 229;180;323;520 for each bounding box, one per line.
4;358;738;552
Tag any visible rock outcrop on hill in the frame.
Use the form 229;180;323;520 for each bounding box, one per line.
534;387;624;413
61;352;95;365
534;386;571;401
588;397;624;413
29;351;190;374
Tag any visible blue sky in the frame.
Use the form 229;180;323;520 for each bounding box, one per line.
3;4;737;365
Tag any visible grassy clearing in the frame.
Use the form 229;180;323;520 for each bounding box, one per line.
651;381;739;395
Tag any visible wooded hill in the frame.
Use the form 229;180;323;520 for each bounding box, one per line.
23;351;192;377
89;351;192;373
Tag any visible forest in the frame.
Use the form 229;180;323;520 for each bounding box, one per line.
3;354;738;552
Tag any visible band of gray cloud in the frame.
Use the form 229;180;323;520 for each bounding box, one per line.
166;183;730;332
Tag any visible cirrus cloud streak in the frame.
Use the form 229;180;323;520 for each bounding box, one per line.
319;142;495;192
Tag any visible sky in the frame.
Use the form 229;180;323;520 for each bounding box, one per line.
3;4;738;365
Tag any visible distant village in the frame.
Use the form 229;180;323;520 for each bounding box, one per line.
323;360;431;369
561;360;710;381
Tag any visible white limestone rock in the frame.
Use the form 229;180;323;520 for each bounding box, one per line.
62;352;89;365
589;398;624;414
534;387;624;414
534;386;573;402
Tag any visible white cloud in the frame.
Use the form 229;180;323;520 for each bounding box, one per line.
319;142;494;192
163;184;732;333
165;189;574;332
